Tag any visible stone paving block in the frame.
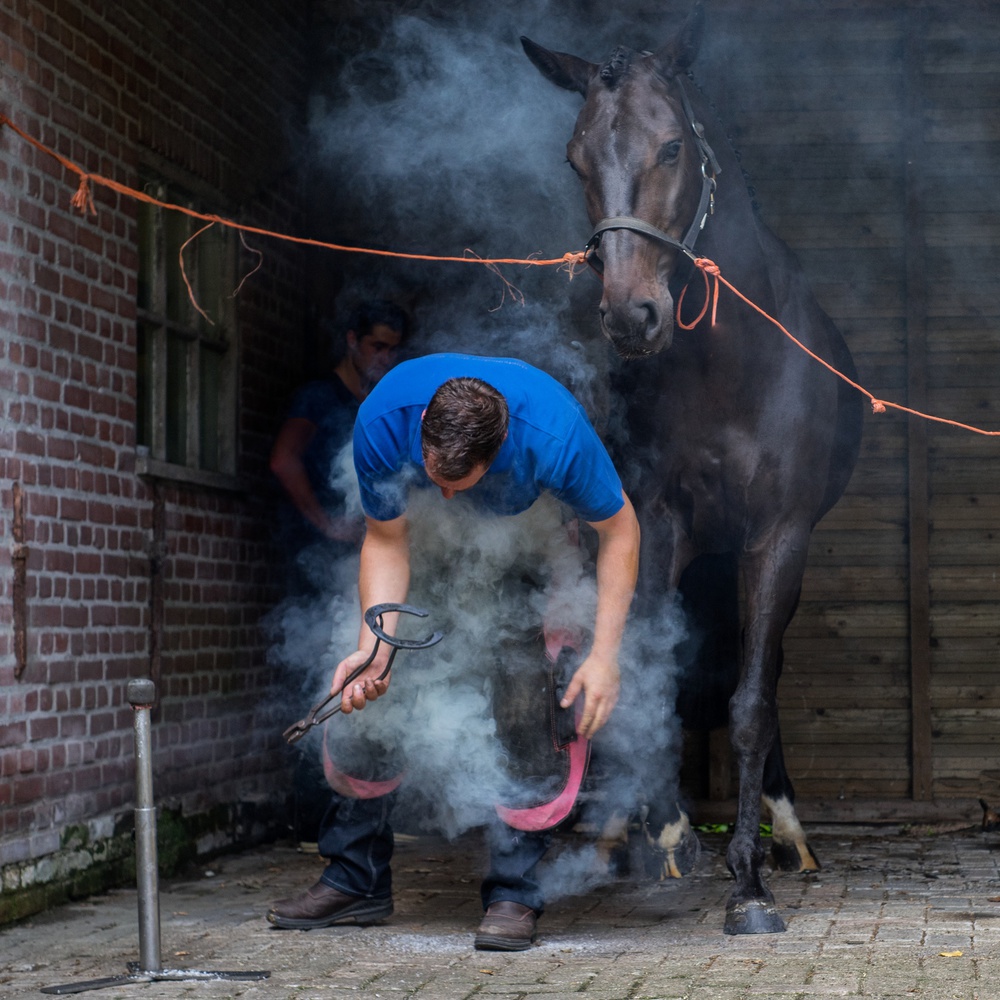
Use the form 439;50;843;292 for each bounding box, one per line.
685;989;754;1000
808;965;863;993
6;827;1000;998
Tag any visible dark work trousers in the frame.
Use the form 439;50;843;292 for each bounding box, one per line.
315;542;573;916
480;820;551;915
317;791;396;900
316;790;550;913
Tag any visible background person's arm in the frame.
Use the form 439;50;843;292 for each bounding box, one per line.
270;418;362;542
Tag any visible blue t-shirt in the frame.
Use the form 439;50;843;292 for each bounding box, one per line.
353;354;624;524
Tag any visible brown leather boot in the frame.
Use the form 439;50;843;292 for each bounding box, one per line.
266;880;393;930
474;901;538;951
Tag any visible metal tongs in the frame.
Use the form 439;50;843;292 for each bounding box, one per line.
282;603;443;745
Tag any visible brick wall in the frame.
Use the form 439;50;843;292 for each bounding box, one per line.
0;0;312;920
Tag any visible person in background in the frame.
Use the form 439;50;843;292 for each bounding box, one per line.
267;353;640;951
270;299;410;842
270;299;411;553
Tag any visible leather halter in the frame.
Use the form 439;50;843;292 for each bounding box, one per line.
585;75;721;264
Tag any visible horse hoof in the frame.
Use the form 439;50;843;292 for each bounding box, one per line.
657;827;701;879
771;839;821;873
724;900;786;935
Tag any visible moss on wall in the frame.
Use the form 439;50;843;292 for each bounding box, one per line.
0;797;284;928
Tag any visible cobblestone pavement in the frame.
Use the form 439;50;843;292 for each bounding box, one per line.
2;824;999;999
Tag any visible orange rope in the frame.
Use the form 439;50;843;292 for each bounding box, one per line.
676;258;720;329
0;113;586;271
233;231;264;298
2;112;996;438
179;222;217;326
684;257;1000;437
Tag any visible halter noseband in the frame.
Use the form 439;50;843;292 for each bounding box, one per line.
585;76;721;264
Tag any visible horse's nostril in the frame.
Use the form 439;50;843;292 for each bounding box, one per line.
599;297;667;353
638;301;661;341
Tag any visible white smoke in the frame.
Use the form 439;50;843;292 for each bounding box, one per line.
313;482;598;840
267;439;685;900
269;0;696;899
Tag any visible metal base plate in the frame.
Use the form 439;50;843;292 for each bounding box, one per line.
41;963;270;994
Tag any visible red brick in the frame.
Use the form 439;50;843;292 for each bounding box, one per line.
73;765;102;792
63;605;88;628
28;717;58;742
60;497;87;521
46;771;73;797
59;715;87;739
15;430;45;456
13;775;45;804
32;262;60;294
0;0;310;886
0;722;28;748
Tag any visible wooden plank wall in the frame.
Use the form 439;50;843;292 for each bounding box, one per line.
690;0;1000;820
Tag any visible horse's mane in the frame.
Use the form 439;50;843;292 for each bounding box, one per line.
599;45;633;86
682;70;763;215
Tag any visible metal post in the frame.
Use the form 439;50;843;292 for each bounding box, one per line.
40;679;270;994
127;678;161;974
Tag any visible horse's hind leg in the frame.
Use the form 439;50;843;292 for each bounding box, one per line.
643;798;702;879
762;725;820;873
588;730;701;881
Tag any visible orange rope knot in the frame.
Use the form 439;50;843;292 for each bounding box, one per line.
558;250;588;279
871;399;887;414
70;174;96;216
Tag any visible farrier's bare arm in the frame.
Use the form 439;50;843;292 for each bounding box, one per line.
331;513;410;713
559;492;640;739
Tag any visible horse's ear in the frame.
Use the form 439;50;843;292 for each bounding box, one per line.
656;2;705;75
521;36;596;96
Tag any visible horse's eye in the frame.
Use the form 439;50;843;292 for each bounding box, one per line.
658;140;683;165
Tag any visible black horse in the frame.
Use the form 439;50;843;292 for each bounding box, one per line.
522;5;863;934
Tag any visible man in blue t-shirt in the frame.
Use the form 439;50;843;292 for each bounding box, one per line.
268;354;640;950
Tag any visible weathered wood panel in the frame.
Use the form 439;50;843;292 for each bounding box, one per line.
690;0;1000;816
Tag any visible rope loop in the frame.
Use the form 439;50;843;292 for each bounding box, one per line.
676;256;721;330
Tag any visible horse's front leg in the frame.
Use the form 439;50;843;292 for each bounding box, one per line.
724;529;810;935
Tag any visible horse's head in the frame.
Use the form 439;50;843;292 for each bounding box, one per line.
522;5;714;359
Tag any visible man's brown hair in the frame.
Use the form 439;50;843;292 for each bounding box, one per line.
421;377;509;481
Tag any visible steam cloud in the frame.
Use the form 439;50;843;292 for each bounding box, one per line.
267;0;699;902
266;440;685;901
306;2;691;411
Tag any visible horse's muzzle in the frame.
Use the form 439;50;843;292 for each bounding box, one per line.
599;294;674;358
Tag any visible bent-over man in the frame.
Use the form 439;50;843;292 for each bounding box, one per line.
267;352;639;950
